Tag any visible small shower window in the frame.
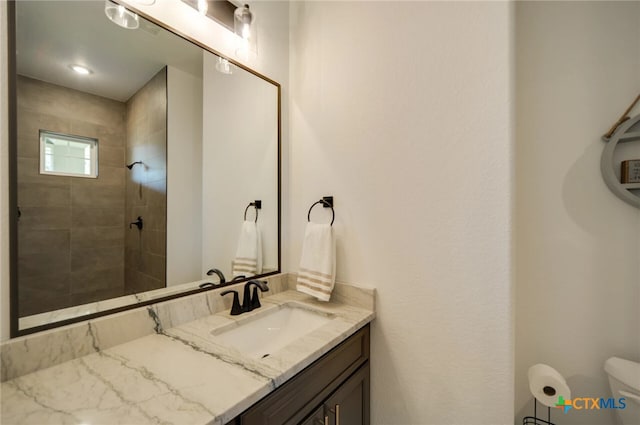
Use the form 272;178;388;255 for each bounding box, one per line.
39;130;98;178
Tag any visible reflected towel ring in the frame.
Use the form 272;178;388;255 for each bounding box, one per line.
307;196;334;226
244;200;262;222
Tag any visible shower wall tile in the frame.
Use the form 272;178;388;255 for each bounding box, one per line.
140;252;165;282
18;287;71;317
19;206;71;230
19;272;70;294
18;229;70;256
125;271;164;294
18;249;69;280
16;110;71;139
125;67;167;295
144;230;166;256
71;286;127;307
69;121;125;147
16;137;38;159
71;227;124;250
72;166;124;187
100;145;126;167
70;266;125;295
16;75;127;316
71;207;124;228
18;182;70;207
71;184;125;208
140;208;166;232
70;246;124;275
125;182;146;207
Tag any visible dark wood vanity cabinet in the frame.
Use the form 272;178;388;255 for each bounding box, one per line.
229;324;370;425
306;363;370;425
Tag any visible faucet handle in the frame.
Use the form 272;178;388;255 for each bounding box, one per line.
220;290;243;315
242;280;269;312
250;280;269;310
250;287;262;310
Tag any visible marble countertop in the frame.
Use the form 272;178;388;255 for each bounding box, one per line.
1;289;374;425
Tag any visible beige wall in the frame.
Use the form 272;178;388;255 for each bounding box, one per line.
515;3;640;425
166;65;203;286
124;68;167;294
289;2;514;423
16;76;126;316
202;53;279;280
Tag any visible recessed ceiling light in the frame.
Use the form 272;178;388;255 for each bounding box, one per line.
69;64;93;75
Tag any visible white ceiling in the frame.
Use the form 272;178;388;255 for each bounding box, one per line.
16;1;204;102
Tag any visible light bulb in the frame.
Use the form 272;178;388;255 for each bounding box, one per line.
215;57;233;75
234;4;257;59
104;0;140;29
69;64;93;75
198;0;208;15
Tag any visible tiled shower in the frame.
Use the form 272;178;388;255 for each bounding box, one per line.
16;68;167;316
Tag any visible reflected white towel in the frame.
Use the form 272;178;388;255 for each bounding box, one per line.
296;222;336;301
232;220;262;278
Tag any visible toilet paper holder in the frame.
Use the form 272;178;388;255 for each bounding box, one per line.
522;398;556;425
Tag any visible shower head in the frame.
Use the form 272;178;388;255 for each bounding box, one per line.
126;161;143;170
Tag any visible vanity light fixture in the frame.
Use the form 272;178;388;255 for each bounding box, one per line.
130;0;156;5
181;0;251;59
197;0;208;15
234;4;257;60
104;0;140;30
69;64;93;75
180;0;235;29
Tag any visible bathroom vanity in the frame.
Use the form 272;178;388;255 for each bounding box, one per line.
232;325;370;425
0;274;375;425
1;2;375;423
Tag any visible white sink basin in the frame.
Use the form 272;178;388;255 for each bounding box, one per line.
211;306;333;359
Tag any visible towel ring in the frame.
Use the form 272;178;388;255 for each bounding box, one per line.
307;197;335;226
244;200;262;222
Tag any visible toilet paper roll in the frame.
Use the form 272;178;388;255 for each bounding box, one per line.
528;364;571;408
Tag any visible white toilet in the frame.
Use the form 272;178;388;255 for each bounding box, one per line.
605;357;640;425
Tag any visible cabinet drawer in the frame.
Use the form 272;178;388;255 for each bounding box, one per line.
234;324;370;425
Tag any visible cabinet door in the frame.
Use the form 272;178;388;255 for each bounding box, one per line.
235;325;369;425
324;363;370;425
300;405;327;425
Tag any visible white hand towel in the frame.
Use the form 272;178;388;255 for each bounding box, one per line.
232;220;262;278
296;222;336;301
